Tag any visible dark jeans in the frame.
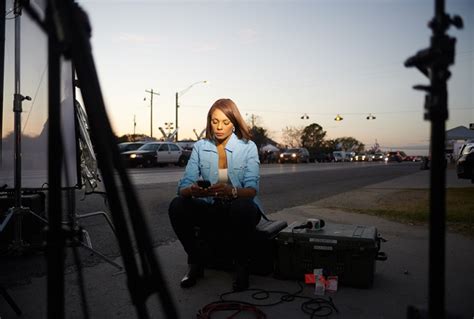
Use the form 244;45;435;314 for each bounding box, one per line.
168;196;261;265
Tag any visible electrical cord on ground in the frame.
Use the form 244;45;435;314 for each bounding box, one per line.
197;281;338;318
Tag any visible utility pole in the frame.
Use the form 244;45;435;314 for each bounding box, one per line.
133;115;136;137
145;89;159;138
175;92;178;142
250;114;257;128
175;80;208;142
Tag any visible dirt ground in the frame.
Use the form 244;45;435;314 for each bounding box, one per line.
313;188;428;212
312;187;474;237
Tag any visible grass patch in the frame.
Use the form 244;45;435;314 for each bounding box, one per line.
350;188;474;237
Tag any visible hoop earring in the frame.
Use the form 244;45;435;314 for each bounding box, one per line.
232;127;236;133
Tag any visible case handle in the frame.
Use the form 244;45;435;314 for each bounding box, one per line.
376;251;388;261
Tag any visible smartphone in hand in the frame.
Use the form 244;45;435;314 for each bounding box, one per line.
197;180;211;189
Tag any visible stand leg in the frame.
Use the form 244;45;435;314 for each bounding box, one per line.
82;228;93;248
77;240;123;271
1;206;48;255
0;285;22;316
76;211;117;237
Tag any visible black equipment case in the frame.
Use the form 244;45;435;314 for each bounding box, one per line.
200;218;287;275
274;222;387;288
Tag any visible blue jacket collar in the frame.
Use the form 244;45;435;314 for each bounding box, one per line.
203;133;240;152
224;133;239;152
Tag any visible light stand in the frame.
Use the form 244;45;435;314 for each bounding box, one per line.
1;0;47;254
0;3;23;310
74;87;123;271
0;1;42;315
405;0;463;318
11;0;30;249
0;0;5;167
66;189;123;270
24;1;178;317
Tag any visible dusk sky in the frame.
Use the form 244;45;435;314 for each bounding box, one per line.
2;0;473;155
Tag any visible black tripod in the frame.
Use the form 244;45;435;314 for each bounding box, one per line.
0;3;43;315
0;0;49;255
24;0;178;318
405;0;463;318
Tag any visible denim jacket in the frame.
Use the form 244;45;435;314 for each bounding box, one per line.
177;133;264;214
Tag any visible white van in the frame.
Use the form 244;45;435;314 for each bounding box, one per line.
333;151;355;162
333;151;346;162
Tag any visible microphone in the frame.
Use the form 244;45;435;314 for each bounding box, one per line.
293;221;313;230
293;219;325;230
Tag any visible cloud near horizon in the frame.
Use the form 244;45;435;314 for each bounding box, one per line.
238;28;258;44
192;44;219;53
116;32;164;46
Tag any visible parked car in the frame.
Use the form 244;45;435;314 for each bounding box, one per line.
121;142;189;168
369;152;386;161
279;148;310;163
385;151;407;162
353;153;368;162
118;141;147;153
456;143;474;181
310;152;334;163
333;151;350;162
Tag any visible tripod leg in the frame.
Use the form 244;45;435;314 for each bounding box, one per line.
0;285;22;316
81;229;93;248
78;241;123;271
76;211;117;237
0;211;14;232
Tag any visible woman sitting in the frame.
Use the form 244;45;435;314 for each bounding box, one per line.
168;98;263;291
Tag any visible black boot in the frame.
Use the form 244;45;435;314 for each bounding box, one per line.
232;263;249;292
180;264;204;288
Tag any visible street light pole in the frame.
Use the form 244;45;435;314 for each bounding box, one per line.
175;80;207;142
175;91;178;142
133;114;136;137
145;89;160;138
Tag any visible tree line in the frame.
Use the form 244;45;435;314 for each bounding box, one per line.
251;122;367;156
116;119;370;157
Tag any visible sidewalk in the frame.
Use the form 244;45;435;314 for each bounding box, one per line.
1;169;473;318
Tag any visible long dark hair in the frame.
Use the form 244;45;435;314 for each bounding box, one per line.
205;99;252;141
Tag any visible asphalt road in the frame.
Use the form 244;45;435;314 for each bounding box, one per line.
1;162;421;286
4;161;474;319
72;162;421;264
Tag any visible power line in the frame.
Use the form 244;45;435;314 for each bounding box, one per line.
180;104;473;116
22;64;47;134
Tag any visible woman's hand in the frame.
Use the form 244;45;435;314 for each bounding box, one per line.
181;183;211;198
188;183;212;198
208;183;232;198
